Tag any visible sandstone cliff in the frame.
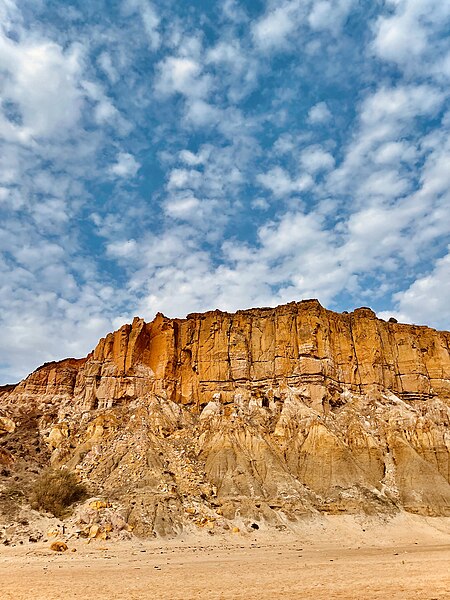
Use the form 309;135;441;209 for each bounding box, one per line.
1;300;450;537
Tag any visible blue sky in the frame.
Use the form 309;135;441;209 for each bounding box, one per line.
1;0;449;383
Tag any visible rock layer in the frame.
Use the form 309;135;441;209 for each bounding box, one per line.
1;299;450;536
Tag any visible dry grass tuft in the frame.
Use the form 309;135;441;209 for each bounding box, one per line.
30;468;87;517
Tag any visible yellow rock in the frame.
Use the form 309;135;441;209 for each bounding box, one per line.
89;500;111;510
47;423;69;449
0;416;15;434
89;524;100;538
47;529;59;538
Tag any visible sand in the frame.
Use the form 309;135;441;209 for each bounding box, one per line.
1;514;449;600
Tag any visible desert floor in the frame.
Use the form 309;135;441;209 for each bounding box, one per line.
1;514;449;600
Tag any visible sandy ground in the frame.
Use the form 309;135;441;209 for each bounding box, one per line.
1;515;449;600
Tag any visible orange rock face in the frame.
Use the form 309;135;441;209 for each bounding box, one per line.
1;300;450;535
10;300;450;410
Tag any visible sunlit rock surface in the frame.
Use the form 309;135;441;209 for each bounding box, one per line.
1;300;449;536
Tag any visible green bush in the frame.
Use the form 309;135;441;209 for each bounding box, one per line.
30;468;87;517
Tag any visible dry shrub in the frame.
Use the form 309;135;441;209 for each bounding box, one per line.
30;468;87;517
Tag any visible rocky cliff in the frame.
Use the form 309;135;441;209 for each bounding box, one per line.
1;299;450;538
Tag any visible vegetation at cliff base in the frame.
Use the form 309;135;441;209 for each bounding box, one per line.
30;468;87;517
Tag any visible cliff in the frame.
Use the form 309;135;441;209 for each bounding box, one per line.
1;299;450;537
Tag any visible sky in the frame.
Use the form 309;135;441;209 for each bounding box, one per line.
0;0;449;384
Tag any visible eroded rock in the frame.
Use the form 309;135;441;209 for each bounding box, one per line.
1;300;449;537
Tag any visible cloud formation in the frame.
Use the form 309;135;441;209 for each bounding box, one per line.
0;0;449;383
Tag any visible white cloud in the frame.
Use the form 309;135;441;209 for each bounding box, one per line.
221;0;248;23
207;40;243;64
432;50;450;83
0;201;126;382
307;101;332;124
273;133;296;154
0;0;20;28
81;80;124;128
0;34;85;141
379;249;450;329
329;84;445;204
252;197;270;211
252;1;302;51
361;85;443;128
258;166;313;197
372;0;450;78
308;0;354;32
163;193;202;220
300;145;335;173
185;99;220;126
155;57;210;98
179;148;210;166
97;52;119;83
0;284;120;383
109;152;140;178
206;39;258;102
252;0;356;51
372;141;418;165
374;11;426;65
154;52;221;128
167;168;202;190
122;0;160;51
0;5;147;383
418;125;450;198
258;210;326;258
106;239;138;259
159;142;248;231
